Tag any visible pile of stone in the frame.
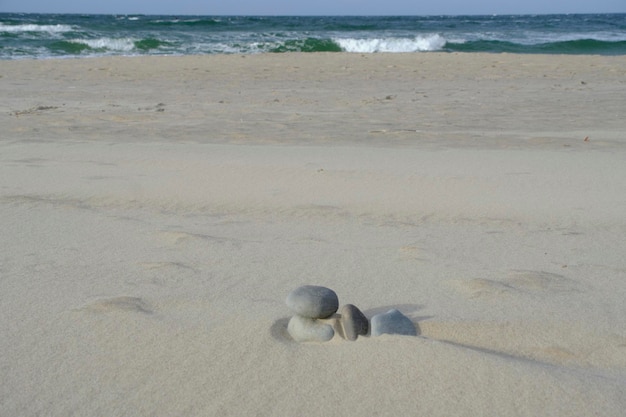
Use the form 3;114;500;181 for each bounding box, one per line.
285;285;416;343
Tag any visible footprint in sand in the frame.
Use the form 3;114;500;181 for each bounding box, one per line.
451;270;580;299
78;296;153;314
397;245;429;262
450;278;513;299
138;261;196;272
157;231;205;245
505;270;580;293
156;230;236;247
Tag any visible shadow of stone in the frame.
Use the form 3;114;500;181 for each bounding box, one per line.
269;316;293;343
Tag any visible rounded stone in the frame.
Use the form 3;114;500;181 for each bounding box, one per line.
340;304;369;341
286;285;339;319
370;309;417;337
287;315;335;343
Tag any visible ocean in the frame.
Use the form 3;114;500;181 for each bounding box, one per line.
1;13;625;59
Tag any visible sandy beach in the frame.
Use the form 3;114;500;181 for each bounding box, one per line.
1;53;626;416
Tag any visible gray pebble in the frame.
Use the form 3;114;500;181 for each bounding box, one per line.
287;314;335;343
286;285;339;319
340;304;369;341
370;309;416;337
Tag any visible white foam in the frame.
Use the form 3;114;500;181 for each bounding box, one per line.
70;38;136;51
335;34;446;53
0;23;73;34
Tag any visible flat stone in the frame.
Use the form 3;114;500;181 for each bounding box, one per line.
286;285;339;319
340;304;369;341
287;315;335;343
370;309;416;337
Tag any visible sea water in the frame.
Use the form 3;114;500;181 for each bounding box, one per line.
1;13;625;59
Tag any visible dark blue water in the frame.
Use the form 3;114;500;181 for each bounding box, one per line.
1;13;625;59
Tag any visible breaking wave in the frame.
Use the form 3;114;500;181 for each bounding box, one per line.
335;34;447;53
0;23;73;34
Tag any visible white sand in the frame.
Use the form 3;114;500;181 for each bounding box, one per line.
1;53;626;416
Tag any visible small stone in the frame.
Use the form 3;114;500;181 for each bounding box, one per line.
340;304;369;341
286;285;339;319
370;309;416;337
287;315;335;343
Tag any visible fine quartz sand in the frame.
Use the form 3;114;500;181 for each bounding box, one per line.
1;53;626;416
